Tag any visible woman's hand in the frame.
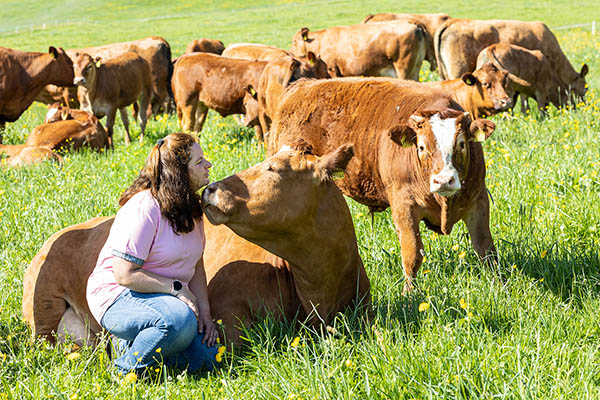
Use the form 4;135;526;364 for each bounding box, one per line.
175;286;199;318
198;312;218;347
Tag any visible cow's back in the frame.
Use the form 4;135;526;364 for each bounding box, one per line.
222;43;289;62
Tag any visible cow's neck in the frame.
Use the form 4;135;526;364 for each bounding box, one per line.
451;85;480;119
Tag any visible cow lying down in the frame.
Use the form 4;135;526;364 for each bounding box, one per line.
22;144;370;347
0;144;62;167
268;78;498;292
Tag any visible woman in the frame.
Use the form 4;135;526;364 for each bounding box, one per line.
86;132;218;374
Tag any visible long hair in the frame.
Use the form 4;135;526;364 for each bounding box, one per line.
119;132;203;234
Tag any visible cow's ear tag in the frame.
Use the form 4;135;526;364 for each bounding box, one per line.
331;171;345;180
249;87;256;96
95;61;102;68
475;129;486;142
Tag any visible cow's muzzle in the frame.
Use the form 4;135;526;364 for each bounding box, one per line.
430;171;461;197
73;77;86;86
494;97;512;111
202;183;231;225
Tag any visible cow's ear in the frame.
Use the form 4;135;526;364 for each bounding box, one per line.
317;143;354;181
306;51;316;66
389;125;416;148
469;119;495;142
49;46;58;59
580;64;589;78
300;27;310;41
94;56;102;68
246;84;257;100
461;73;477;86
290;58;300;71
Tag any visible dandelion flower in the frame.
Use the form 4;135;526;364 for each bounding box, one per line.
345;359;354;368
452;244;460;251
511;264;517;269
418;302;430;312
290;337;300;347
215;353;223;363
124;372;137;384
458;251;466;259
155;348;162;353
66;352;81;361
69;394;78;400
540;250;548;259
133;352;138;356
94;383;101;393
459;298;467;309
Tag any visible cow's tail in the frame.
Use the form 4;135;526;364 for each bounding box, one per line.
434;19;453;80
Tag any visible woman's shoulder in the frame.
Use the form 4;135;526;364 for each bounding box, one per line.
119;190;160;215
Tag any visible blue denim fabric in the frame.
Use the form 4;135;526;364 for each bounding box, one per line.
101;289;219;373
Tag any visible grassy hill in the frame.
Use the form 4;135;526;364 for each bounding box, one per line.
0;1;599;398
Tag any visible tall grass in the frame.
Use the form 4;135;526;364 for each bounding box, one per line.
1;1;599;398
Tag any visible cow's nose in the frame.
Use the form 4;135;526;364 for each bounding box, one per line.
433;176;454;186
73;77;85;85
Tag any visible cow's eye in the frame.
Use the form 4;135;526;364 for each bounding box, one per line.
267;164;274;171
418;145;425;152
459;142;465;150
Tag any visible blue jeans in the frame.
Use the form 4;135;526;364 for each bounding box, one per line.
101;289;219;373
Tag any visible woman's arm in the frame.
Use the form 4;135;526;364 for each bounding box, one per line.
112;257;198;316
189;256;218;346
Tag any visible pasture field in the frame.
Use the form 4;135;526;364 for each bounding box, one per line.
1;0;600;398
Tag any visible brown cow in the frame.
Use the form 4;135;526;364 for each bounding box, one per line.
185;38;225;55
36;37;173;113
435;19;588;101
172;53;268;133
362;13;450;71
22;145;370;346
268;78;497;293
0;46;74;142
395;62;514;119
72;52;152;146
291;20;433;80
44;103;92;123
0;145;62;167
476;43;569;113
26;113;109;151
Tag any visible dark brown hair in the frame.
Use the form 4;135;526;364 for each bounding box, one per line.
119;132;203;234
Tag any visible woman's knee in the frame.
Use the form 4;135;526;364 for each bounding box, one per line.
157;298;197;349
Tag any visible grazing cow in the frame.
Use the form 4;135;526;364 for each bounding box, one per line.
25;113;109;151
172;53;268;133
36;37;173;113
0;145;62;167
476;43;569;112
34;84;79;108
268;78;497;292
185;38;225;55
72;52;152;146
395;62;514;119
23;145;370;346
291;20;433;80
362;13;450;71
0;46;74;142
435;19;588;101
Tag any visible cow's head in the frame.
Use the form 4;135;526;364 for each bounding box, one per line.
202;144;354;239
300;51;330;79
242;86;260;127
48;47;74;86
72;53;101;87
565;64;589;103
291;27;312;57
44;103;68;123
462;63;513;116
389;110;495;197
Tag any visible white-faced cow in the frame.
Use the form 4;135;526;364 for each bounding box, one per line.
268;78;497;292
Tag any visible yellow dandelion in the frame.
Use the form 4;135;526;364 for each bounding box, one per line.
345;359;354;368
94;383;101;394
290;337;300;347
0;353;6;362
458;251;466;259
66;352;81;361
540;250;548;259
155;368;160;373
511;264;517;269
155;348;162;353
459;298;467;309
539;278;544;282
217;346;226;355
216;319;223;325
452;244;460;251
467;312;474;318
124;372;137;384
133;352;138;356
69;394;78;400
215;353;223;363
422;269;431;275
418;302;430;312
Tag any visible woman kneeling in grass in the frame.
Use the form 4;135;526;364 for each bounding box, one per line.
87;132;218;374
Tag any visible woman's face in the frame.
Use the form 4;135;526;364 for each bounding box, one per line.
188;143;212;191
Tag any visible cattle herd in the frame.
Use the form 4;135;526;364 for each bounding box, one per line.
6;12;591;347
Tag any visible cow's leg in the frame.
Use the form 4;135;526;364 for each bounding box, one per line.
463;192;497;264
138;88;152;144
194;103;209;133
390;206;423;293
258;110;270;140
520;94;530;114
536;92;548;117
177;98;198;133
105;108;118;148
119;108;131;145
29;295;68;345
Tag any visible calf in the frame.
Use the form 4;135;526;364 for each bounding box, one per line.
185;38;225;55
477;43;569;112
44;103;92;123
72;52;152;146
291;20;433;80
268;78;497;292
26;114;109;151
1;145;62;167
435;19;588;102
396;62;514;119
172;53;268;133
0;46;74;142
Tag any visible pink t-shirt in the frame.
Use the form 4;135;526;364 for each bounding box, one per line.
86;190;205;324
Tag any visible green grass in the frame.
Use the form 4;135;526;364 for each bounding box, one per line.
1;1;600;398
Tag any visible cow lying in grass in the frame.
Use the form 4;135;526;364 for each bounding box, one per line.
22;144;370;347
